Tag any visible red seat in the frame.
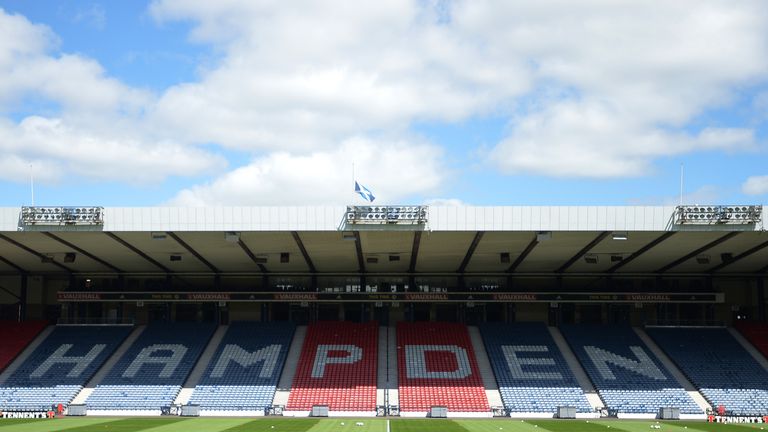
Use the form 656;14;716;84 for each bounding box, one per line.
0;320;48;372
286;321;378;411
397;322;489;412
735;321;768;359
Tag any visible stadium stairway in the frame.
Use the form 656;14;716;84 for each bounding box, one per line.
272;325;306;407
467;326;504;409
387;325;399;408
70;325;147;405
173;325;229;406
376;326;387;408
633;327;711;413
548;326;604;412
0;324;54;384
728;327;768;372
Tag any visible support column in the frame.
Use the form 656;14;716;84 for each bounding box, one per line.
759;277;766;322
19;274;28;321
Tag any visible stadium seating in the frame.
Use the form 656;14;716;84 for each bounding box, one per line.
188;322;295;412
0;325;132;411
397;322;489;413
561;325;701;415
647;327;768;416
0;320;48;372
286;321;377;412
86;322;216;410
479;322;591;414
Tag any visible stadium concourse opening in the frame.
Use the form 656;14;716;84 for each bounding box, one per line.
0;204;767;419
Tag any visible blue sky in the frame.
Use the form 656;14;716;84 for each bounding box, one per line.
0;1;766;207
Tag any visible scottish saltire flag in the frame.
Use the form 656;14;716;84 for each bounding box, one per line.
355;181;375;202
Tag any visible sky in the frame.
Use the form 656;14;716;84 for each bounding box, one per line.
0;0;767;208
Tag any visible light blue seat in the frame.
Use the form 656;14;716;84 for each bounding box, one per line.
189;322;295;411
86;322;216;410
480;323;592;414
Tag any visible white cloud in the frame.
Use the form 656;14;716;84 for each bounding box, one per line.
3;1;768;204
467;1;768;176
743;176;768;195
148;0;768;180
0;116;226;184
0;10;148;113
0;8;224;185
168;137;444;206
148;0;531;152
489;100;756;177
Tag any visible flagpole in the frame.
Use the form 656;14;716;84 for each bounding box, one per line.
679;163;684;206
30;163;34;206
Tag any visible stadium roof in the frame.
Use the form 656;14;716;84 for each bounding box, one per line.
0;206;765;277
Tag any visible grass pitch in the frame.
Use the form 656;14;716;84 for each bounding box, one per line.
1;418;766;432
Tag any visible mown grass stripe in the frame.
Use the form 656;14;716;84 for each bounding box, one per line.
57;417;187;432
0;417;119;432
221;418;321;432
390;418;471;432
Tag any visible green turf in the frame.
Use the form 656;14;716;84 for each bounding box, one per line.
0;419;50;428
61;417;187;432
1;417;767;432
390;418;471;432
222;418;321;432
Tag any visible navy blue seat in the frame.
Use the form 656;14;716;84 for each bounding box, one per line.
647;327;768;416
561;325;701;414
0;325;132;411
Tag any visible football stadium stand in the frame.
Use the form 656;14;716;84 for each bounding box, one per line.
286;321;378;414
480;322;592;414
188;322;295;414
561;325;701;415
647;327;768;416
86;322;216;412
397;322;490;415
0;325;132;411
0;320;48;372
